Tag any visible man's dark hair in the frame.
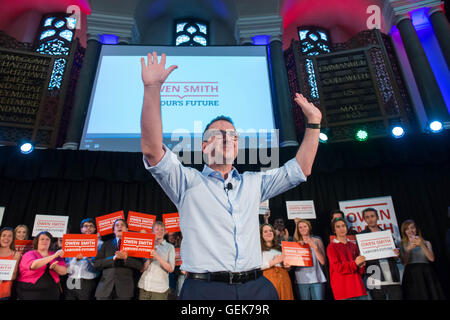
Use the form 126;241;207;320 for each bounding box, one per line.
330;209;345;220
80;218;96;232
203;115;235;137
112;219;128;232
362;207;378;219
331;217;348;233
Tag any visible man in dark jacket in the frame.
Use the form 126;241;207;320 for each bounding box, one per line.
94;219;143;300
359;208;402;300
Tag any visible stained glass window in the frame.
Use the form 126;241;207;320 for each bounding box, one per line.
175;19;208;46
297;27;331;99
35;14;76;90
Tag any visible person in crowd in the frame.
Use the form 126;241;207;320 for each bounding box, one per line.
138;221;175;300
292;219;327;300
0;228;21;300
360;208;402;300
14;225;29;241
167;231;182;299
329;210;357;236
140;52;321;299
94;219;143;300
65;218;103;300
15;231;66;300
273;217;292;242
400;219;445;299
260;223;293;300
327;218;367;300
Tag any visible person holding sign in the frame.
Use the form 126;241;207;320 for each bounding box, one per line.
327;218;368;300
94;219;143;300
0;228;21;300
359;208;402;300
138;221;175;300
260;224;294;300
292;219;327;300
65;218;103;300
15;231;66;300
140;51;321;300
399;219;445;300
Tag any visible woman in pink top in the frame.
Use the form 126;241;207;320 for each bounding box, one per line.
16;231;67;300
0;228;21;300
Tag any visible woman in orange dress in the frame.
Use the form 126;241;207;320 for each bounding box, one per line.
0;227;21;300
260;223;294;300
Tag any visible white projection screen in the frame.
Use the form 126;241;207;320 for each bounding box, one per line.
80;45;278;152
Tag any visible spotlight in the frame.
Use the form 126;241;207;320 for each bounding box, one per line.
19;142;34;154
319;132;328;143
429;121;443;133
391;126;405;138
355;129;368;142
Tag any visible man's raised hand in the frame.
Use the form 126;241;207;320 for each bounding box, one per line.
294;93;322;124
141;52;178;88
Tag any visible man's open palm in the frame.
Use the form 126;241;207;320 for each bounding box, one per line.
141;52;177;87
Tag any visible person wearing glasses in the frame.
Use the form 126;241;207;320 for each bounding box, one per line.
64;218;103;300
139;51;322;300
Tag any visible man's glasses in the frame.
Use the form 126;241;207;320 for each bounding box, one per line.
203;129;239;142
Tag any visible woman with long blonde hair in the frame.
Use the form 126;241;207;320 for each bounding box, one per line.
260;223;294;300
292;219;327;300
399;219;445;299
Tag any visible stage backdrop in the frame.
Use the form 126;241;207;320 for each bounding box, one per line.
0;131;449;296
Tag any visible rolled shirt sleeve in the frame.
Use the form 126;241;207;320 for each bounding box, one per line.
260;157;307;202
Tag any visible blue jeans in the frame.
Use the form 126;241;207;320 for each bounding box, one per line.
342;295;368;300
297;283;325;300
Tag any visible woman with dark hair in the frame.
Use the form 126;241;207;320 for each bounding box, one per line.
326;218;367;300
260;223;293;300
15;231;66;300
0;228;21;300
400;219;445;299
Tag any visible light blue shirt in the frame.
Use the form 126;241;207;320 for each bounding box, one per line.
65;239;103;279
144;145;307;273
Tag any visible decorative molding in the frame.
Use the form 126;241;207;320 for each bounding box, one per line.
384;0;443;30
235;15;283;44
87;11;136;41
427;5;444;17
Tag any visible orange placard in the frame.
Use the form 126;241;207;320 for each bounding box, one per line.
62;234;98;258
175;247;182;266
329;235;357;245
162;212;180;233
281;241;313;267
15;240;33;254
127;211;156;233
96;211;125;236
120;231;155;258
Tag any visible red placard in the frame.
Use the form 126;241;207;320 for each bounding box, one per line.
281;241;313;267
329;235;357;245
96;211;125;236
175;247;182;266
62;234;98;258
162;212;180;233
15;240;33;254
120;231;155;258
127;211;156;233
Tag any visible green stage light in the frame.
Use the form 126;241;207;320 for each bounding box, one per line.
355;129;368;141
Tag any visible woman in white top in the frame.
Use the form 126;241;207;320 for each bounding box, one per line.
293;219;327;300
260;223;294;300
138;221;175;300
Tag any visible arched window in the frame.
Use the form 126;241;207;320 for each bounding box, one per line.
175;19;208;46
297;27;331;99
35;14;76;90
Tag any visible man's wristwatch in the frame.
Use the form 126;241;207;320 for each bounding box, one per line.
306;123;321;129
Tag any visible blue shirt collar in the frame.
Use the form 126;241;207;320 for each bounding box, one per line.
201;165;241;181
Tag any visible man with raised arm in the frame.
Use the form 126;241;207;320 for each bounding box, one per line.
140;51;322;300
